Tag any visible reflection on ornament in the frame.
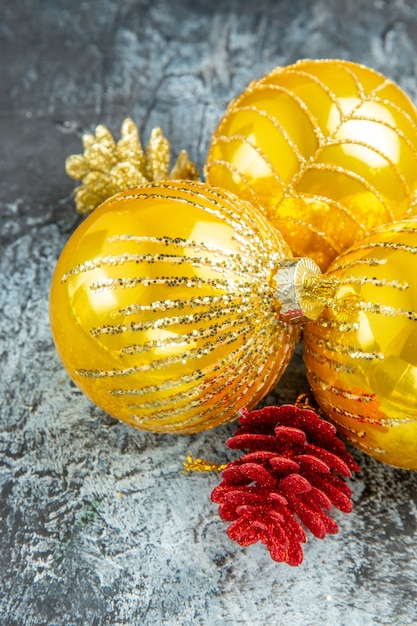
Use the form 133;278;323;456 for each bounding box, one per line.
50;181;298;433
303;218;417;470
205;59;417;270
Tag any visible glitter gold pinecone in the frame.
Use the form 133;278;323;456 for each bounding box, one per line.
66;118;200;214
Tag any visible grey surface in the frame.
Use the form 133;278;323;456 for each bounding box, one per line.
1;1;417;624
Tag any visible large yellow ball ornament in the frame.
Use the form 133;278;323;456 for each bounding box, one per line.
205;59;417;270
303;218;417;470
50;181;298;433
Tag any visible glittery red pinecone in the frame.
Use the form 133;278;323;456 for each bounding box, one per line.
211;405;359;566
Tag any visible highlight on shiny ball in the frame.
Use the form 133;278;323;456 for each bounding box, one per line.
205;59;417;270
50;180;298;433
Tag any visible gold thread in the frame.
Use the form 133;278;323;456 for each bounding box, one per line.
183;453;227;474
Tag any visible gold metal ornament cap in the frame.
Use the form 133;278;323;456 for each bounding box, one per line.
274;257;325;321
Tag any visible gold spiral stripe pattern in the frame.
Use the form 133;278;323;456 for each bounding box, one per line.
114;294;239;316
205;59;417;270
51;180;298;433
303;217;417;468
89;274;244;292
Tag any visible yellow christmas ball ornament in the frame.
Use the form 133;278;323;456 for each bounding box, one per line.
205;59;417;270
50;180;299;434
303;218;417;470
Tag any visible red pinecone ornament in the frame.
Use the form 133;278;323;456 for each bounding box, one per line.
211;405;359;566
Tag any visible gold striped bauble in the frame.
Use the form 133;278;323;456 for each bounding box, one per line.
205;59;417;271
303;218;417;470
50;181;298;433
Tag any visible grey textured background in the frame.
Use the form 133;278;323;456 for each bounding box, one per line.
1;1;417;624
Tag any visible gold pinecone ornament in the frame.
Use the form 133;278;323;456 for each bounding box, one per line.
66;118;200;214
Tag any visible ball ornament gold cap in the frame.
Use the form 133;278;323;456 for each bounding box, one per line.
274;257;334;322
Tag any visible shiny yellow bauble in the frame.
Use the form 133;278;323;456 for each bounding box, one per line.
303;218;417;470
205;59;417;271
50;181;298;434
